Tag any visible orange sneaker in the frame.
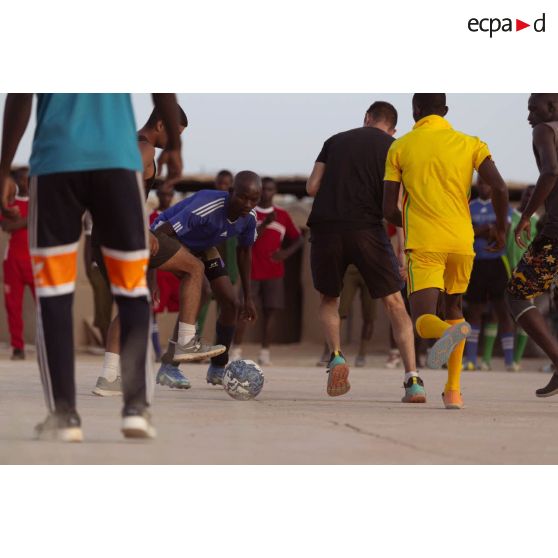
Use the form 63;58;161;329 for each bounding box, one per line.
326;352;351;397
442;390;463;409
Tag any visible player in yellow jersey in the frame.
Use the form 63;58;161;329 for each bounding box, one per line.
383;94;509;409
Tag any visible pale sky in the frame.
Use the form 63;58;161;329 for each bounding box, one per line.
1;93;538;183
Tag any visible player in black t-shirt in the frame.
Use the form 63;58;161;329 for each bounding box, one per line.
306;101;422;403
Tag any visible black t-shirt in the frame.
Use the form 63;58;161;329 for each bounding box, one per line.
307;126;394;232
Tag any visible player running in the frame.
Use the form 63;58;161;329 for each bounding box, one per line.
507;93;558;397
384;93;509;410
307;101;420;401
152;171;260;386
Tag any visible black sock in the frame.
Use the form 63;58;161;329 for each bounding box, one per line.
212;321;235;366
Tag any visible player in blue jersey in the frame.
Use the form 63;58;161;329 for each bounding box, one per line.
464;176;514;370
151;170;261;385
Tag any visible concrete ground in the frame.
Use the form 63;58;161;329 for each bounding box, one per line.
1;344;558;464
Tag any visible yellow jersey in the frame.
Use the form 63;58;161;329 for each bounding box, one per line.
384;115;491;255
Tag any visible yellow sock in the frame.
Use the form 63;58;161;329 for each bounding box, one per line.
445;318;465;393
415;314;451;339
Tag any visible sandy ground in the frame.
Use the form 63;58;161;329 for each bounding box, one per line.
1;344;558;464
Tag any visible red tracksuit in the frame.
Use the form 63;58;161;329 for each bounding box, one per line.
2;196;35;350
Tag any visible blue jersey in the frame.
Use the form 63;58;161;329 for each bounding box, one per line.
151;190;257;252
30;94;142;176
470;198;512;260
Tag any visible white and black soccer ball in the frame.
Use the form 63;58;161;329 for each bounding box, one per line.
222;359;264;401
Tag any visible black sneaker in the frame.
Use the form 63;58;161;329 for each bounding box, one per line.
536;373;558;398
11;348;25;360
35;411;83;442
121;407;156;439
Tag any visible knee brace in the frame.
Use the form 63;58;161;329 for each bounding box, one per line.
506;291;536;322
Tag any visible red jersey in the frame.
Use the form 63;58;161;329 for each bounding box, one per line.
1;196;30;261
251;205;301;281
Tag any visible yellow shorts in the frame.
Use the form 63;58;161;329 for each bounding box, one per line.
406;251;474;295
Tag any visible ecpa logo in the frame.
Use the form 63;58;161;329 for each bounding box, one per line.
468;13;546;37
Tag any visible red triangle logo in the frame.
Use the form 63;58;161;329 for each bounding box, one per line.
516;19;530;31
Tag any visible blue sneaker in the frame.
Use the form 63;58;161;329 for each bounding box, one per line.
156;363;191;389
326;352;350;397
206;364;226;385
401;376;426;403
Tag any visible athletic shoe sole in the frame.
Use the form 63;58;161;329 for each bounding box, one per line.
427;322;471;370
173;346;226;363
442;393;464;410
402;392;426;403
206;378;223;386
36;427;83;443
536;387;558;398
327;363;351;397
156;375;191;389
92;387;122;397
121;416;156;439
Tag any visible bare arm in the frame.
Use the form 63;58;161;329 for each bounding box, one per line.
0;94;33;215
271;234;305;262
306;162;325;197
0;216;27;232
477;157;509;250
236;244;257;322
522;124;558;220
151;94;182;181
383;181;402;227
514;124;558;248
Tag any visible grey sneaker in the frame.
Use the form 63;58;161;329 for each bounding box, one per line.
355;355;366;367
35;412;83;442
121;407;156;439
92;376;122;397
171;336;226;363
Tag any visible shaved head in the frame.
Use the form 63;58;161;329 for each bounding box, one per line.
233;170;262;194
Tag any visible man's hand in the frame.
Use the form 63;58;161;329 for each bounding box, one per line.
397;250;407;281
149;231;159;257
514;217;532;250
0;174;18;217
240;297;257;323
271;249;288;262
486;227;506;252
157;148;183;183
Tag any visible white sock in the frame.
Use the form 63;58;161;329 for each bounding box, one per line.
260;348;270;357
178;322;197;346
404;370;418;382
102;352;120;382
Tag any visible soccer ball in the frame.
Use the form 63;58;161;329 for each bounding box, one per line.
222;359;264;401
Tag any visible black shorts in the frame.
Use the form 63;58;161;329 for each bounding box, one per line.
148;229;182;269
147;229;229;282
465;257;510;303
310;226;404;299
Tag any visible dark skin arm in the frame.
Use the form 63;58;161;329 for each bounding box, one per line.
0;94;33;217
236;244;257;322
152;93;182;182
515;124;558;249
476;157;509;251
0;215;27;232
383;181;403;227
271;234;304;262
